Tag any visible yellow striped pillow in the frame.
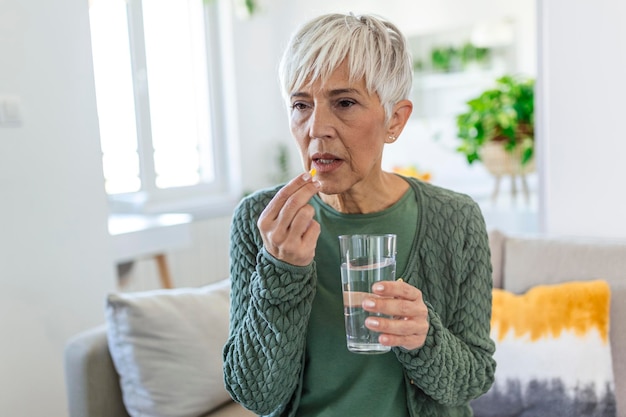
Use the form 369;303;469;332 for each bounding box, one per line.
471;280;616;417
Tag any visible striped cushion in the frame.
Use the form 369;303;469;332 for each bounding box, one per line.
472;280;616;417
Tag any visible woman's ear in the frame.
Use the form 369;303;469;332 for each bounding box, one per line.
387;99;413;138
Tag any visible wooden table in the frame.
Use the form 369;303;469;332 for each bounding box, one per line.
108;213;193;288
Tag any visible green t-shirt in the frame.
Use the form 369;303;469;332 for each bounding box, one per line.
296;188;417;417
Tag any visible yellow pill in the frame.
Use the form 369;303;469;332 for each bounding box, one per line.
309;168;317;178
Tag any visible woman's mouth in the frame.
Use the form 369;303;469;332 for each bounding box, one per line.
311;154;343;173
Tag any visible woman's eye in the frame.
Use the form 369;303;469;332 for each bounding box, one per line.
337;99;355;108
291;102;309;111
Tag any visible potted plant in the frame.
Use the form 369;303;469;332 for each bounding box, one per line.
431;46;459;72
455;74;535;176
460;42;490;70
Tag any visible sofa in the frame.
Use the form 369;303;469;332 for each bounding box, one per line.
64;230;626;417
483;230;626;416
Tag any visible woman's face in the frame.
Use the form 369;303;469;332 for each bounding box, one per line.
288;61;389;196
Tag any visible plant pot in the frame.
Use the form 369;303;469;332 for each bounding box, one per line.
479;141;535;203
480;141;535;176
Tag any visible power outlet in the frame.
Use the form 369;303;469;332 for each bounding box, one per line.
0;96;23;127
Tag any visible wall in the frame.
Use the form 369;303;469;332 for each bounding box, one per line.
0;0;116;416
538;0;626;238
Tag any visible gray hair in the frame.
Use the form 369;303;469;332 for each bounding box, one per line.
278;13;413;122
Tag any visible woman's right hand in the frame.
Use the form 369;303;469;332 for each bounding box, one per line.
257;172;321;266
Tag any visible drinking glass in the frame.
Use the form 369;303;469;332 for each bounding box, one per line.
338;234;397;354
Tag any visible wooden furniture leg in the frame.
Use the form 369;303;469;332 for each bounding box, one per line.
521;174;530;203
510;174;518;199
154;253;174;289
492;175;501;202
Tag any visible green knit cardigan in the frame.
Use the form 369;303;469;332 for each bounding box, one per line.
223;177;496;417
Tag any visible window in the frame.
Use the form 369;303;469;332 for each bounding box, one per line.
88;0;237;215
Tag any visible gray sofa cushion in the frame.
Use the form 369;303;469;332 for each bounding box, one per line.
611;287;626;417
502;235;626;293
488;229;506;289
64;325;131;417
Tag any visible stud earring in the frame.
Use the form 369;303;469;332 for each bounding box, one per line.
387;135;397;143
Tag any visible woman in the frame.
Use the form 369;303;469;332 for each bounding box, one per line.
223;13;495;417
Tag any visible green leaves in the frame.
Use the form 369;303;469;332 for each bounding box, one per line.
203;0;258;16
455;75;535;165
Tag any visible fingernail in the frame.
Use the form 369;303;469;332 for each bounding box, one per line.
363;299;375;308
302;172;311;181
367;318;380;328
373;283;384;292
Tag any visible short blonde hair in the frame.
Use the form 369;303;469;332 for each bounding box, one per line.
278;13;413;122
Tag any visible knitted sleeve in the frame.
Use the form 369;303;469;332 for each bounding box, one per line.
394;190;496;407
222;190;317;416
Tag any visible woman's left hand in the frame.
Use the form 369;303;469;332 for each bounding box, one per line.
363;279;429;350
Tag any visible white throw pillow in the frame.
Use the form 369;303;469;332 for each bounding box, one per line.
106;279;232;417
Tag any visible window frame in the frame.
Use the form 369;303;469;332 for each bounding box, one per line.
101;0;240;218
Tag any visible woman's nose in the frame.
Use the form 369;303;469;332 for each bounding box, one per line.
308;104;333;139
